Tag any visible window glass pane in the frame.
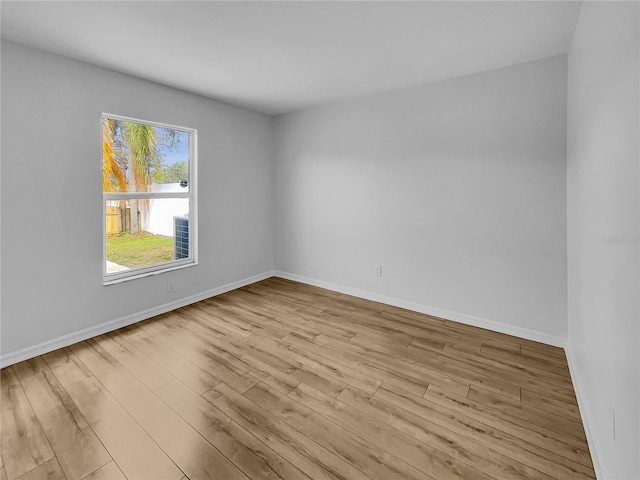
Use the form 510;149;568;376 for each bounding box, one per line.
102;117;190;194
105;198;190;274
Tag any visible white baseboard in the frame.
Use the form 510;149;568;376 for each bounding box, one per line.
2;268;566;367
0;270;276;368
565;345;606;480
275;271;567;348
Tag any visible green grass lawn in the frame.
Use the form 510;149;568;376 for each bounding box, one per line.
106;231;174;268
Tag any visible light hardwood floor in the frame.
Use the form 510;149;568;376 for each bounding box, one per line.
1;277;595;480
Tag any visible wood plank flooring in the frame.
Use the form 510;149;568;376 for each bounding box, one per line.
1;277;595;480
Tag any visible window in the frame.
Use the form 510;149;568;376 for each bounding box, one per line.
102;114;197;284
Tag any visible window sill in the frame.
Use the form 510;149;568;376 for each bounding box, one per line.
103;261;197;285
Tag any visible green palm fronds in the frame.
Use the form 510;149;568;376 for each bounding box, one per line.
123;121;159;192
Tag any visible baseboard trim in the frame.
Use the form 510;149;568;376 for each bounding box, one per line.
565;345;606;480
2;269;566;366
0;270;276;368
275;271;566;348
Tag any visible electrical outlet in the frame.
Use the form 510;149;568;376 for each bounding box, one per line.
608;402;616;442
375;265;383;277
167;281;175;293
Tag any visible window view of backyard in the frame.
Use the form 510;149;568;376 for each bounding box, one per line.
107;232;174;268
102;115;194;279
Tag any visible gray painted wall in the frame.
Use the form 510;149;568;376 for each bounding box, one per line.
275;56;568;342
567;2;640;478
1;41;275;357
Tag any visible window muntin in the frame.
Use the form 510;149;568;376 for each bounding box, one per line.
102;114;196;284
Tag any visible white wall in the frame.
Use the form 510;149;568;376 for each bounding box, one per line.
145;183;189;237
567;3;640;479
275;55;568;343
1;41;275;361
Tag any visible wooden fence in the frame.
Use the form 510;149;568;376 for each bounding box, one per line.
106;206;137;234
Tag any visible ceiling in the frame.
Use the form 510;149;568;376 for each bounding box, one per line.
1;1;582;115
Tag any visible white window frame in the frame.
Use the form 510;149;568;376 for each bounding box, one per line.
102;113;198;285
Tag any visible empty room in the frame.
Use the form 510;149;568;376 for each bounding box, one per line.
1;1;638;480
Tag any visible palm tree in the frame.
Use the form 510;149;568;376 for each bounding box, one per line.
102;119;125;193
122;122;159;233
102;119;161;233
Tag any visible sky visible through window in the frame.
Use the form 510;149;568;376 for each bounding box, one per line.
162;132;189;167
